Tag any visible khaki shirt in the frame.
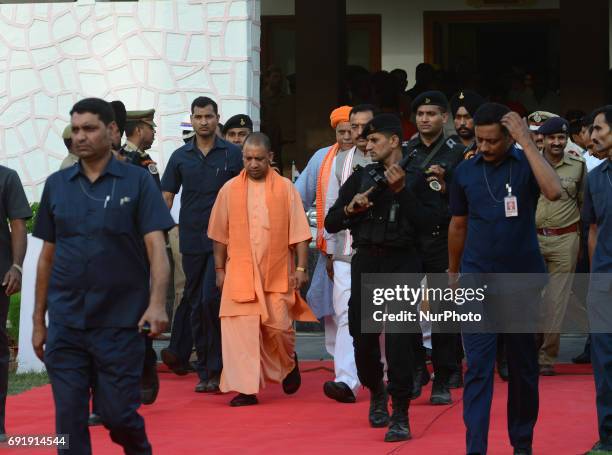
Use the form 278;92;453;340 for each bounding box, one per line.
123;140;142;156
59;153;79;170
536;152;586;229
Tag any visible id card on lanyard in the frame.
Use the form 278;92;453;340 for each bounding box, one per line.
504;184;518;217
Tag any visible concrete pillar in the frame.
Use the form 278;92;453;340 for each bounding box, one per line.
294;0;346;169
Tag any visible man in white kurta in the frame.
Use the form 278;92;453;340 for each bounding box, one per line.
323;104;375;403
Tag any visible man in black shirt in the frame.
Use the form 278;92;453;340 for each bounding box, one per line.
405;91;466;404
0;165;31;442
449;90;485;159
326;114;431;443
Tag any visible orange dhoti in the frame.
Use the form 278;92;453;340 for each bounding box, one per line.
220;313;295;395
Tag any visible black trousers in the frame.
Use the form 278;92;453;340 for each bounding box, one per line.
348;248;421;400
413;250;459;384
45;324;151;455
0;292;8;433
183;253;221;381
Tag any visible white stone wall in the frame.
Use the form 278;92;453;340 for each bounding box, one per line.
0;0;261;201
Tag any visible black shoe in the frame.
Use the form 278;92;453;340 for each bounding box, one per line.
497;360;509;381
282;353;301;395
384;396;411;442
323;381;356;403
368;381;389;428
585;441;612;454
141;363;159;405
573;351;591;364
430;381;452;405
447;367;464;389
204;375;220;393
87;413;103;426
229;393;258;407
194;380;208;393
410;366;430;399
161;348;190;376
514;448;532;455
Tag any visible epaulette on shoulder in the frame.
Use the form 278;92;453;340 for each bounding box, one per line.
567;153;586;163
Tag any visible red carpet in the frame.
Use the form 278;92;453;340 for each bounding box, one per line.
3;362;599;454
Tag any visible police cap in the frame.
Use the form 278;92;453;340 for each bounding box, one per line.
222;114;253;135
126;109;156;128
527;110;557;125
411;90;448;113
449;90;485;117
537;117;569;136
359;113;403;141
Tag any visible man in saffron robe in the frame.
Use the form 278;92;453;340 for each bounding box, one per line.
208;132;316;406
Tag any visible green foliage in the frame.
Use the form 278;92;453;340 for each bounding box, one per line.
8;294;20;343
8;371;49;395
26;202;39;234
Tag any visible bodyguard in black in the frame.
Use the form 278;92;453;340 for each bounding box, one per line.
449;90;486;159
161;97;242;393
32;98;174;455
0;165;31;442
326;114;432;443
406;90;465;404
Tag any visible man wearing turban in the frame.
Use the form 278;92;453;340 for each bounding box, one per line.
295;106;354;375
449;90;485;159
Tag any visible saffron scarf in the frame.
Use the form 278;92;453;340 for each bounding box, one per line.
227;169;289;302
315;143;340;252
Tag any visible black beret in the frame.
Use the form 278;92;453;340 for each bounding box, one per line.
110;100;127;135
222;114;253;134
411;90;448;113
449;90;485;117
537;117;569;136
359;113;403;140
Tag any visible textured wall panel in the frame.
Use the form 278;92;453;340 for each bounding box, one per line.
0;0;261;201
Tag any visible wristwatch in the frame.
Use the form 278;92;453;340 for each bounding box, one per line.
296;266;306;272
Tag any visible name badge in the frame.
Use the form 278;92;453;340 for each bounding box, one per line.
504;195;518;217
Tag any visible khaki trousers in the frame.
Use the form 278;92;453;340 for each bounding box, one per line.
538;231;580;366
168;226;186;326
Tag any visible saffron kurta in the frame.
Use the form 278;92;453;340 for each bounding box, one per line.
208;173;315;395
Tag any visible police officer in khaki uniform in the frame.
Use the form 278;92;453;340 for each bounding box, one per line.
122;109;160;188
121;109;164;404
536;117;587;376
528;111;558;151
59;125;79;170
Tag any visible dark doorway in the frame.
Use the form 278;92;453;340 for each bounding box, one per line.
425;10;560;114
